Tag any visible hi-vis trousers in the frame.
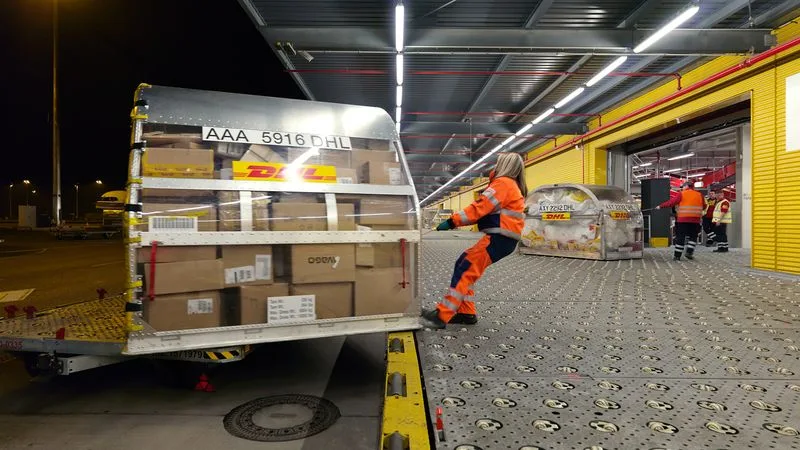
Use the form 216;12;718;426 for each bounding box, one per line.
436;234;518;323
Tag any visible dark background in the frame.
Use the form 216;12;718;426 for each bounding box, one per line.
0;0;302;219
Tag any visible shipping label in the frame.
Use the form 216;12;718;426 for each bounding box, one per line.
187;298;214;315
225;266;256;285
602;203;638;212
232;161;337;183
255;255;272;281
202;127;352;151
268;295;316;325
542;212;572;221
538;202;576;212
388;167;403;185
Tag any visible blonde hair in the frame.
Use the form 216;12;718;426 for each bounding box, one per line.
494;152;528;197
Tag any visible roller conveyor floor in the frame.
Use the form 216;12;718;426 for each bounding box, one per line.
418;232;800;450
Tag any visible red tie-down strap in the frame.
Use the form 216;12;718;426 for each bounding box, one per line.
148;241;158;301
399;239;409;289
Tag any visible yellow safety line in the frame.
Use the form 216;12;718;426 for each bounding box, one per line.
381;331;431;450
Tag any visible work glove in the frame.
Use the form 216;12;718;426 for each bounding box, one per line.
436;219;455;231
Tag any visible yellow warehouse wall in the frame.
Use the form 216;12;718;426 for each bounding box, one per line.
432;20;800;274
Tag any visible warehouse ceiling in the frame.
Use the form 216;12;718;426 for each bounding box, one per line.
237;0;799;204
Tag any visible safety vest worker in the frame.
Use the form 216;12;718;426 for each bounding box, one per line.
657;181;704;261
422;152;527;329
712;191;732;253
703;194;718;246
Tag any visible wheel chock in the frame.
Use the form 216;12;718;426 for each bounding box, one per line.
194;374;215;392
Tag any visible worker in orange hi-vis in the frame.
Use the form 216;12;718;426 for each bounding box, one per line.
421;152;527;329
656;181;704;261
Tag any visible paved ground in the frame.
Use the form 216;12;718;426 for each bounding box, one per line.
419;233;800;450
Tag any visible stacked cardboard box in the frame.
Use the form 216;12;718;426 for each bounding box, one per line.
137;130;415;330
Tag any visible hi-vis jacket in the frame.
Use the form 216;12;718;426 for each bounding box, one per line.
659;188;704;224
703;197;717;218
451;176;525;240
713;198;732;224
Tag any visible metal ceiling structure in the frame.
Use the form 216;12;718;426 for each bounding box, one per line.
237;0;799;204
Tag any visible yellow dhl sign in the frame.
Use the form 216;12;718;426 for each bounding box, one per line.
232;162;337;183
609;211;631;220
541;212;571;221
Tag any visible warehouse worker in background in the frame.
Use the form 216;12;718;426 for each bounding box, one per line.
702;190;718;246
656;181;703;261
712;190;732;253
421;152;527;329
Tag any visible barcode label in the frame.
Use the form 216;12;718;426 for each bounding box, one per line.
337;176;354;184
187;298;214;315
268;295;316;324
388;167;403;185
148;216;198;232
225;266;256;284
255;255;272;281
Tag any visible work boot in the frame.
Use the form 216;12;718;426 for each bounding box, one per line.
450;313;478;325
673;254;681;261
685;253;694;260
713;247;728;253
706;240;714;247
420;309;446;330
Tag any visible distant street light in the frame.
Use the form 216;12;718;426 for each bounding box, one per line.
22;180;32;205
95;180;103;184
7;184;12;219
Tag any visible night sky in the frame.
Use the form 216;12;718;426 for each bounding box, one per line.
0;0;302;219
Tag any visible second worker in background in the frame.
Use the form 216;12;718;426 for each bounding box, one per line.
657;181;704;261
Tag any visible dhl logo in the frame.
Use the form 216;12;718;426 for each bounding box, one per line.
542;212;571;221
609;211;631;220
232;162;337;183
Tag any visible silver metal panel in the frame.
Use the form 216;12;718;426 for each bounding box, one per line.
239;191;253;232
402;121;586;135
140;177;416;196
138;84;397;141
263;26;772;54
125;316;421;355
0;337;124;356
138;231;422;246
58;355;131;375
418;236;800;450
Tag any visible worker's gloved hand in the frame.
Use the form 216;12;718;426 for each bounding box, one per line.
436;219;455;231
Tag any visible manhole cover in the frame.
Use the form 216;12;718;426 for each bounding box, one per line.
223;394;340;442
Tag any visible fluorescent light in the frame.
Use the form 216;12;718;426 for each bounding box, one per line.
634;173;650;178
694;181;704;188
396;54;404;85
634;5;700;53
515;123;533;136
662;168;683;173
501;136;515;146
395;106;402;122
634;162;653;168
668;152;694;161
532;108;555;124
688;172;707;178
586;56;628;87
396;85;403;107
395;122;401;134
395;4;405;52
554;87;585;109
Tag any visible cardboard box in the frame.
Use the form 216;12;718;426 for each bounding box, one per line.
141;201;217;232
290;244;356;283
358;196;410;226
144;290;222;331
355;268;413;316
142;147;214;179
241;144;285;163
271;203;356;231
144;259;225;295
143;132;203;148
217;191;270;231
214;142;248;160
221;245;273;287
275;193;322;204
288;148;351;168
351;149;396;166
231;283;290;325
358;161;403;185
137;245;216;264
290;283;353;320
336;168;358;184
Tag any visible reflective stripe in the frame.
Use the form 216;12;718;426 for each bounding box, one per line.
482;190;501;209
448;288;465;300
457;211;469;224
482;227;522;241
441;298;459;312
500;208;525;219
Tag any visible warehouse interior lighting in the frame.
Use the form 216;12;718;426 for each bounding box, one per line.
688;172;707;177
501;136;515;146
515;123;533;136
633;162;653;168
662;168;683;173
586;56;628;87
396;54;404;85
396;85;403;106
532;108;556;124
634;4;700;53
396;106;402;122
668;152;695;160
395;3;404;52
554;87;586;109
